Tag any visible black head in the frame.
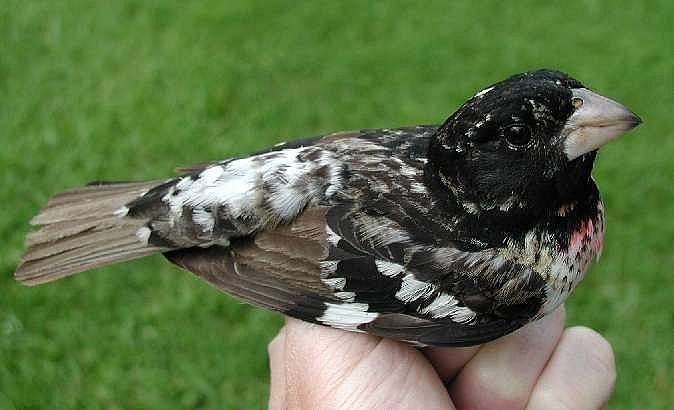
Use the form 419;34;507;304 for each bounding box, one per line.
429;69;640;217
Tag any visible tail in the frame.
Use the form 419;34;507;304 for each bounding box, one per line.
15;181;168;286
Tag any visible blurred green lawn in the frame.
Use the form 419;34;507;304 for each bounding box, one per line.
1;1;672;409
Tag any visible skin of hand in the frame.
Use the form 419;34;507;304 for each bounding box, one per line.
267;306;616;410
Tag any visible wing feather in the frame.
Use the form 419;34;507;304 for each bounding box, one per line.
159;127;544;346
163;204;539;346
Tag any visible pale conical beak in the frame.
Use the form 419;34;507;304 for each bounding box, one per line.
563;88;642;160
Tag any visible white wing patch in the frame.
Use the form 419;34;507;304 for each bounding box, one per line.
317;302;379;331
177;148;340;219
333;292;356;302
395;273;434;302
191;208;215;232
325;225;341;246
135;226;152;243
419;293;476;323
322;276;345;290
394;267;477;322
374;260;405;277
143;147;343;246
322;254;478;324
352;213;411;247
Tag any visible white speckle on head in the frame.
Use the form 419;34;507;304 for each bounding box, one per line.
375;260;405;277
528;98;548;119
136;226;152;244
395;273;435;302
317;302;379;331
474;86;494;98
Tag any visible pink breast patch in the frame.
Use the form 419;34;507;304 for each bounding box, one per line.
568;209;605;273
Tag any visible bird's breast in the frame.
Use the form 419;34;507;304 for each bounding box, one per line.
535;200;605;315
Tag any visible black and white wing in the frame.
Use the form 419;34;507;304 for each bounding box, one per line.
158;128;546;346
164;202;542;346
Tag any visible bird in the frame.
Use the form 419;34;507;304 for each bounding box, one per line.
14;69;641;346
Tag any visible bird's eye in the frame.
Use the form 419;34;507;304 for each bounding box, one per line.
502;124;533;150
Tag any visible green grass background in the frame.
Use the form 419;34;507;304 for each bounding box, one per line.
1;1;672;408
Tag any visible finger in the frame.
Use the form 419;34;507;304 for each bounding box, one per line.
281;317;454;409
525;326;616;410
450;306;566;410
336;337;454;409
282;317;381;409
267;326;287;410
423;345;480;382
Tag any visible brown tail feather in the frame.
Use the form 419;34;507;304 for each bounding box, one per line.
15;181;169;286
30;182;157;225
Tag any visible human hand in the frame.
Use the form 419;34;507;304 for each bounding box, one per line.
267;307;616;409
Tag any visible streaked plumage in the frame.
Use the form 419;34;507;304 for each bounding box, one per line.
15;69;641;346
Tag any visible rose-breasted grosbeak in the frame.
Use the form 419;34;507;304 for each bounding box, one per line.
15;69;641;346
